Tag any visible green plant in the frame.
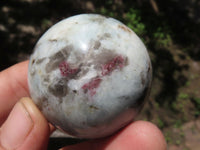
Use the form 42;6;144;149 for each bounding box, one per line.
185;81;191;86
157;118;164;129
155;102;160;109
180;130;185;138
105;0;113;5
175;139;181;145
153;27;172;47
100;7;115;17
171;101;176;108
41;19;52;30
194;97;200;105
165;132;172;144
125;8;146;36
143;118;148;121
174;120;182;128
193;97;200;116
178;93;189;99
195;110;200;116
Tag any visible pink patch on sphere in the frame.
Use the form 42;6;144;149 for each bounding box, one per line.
101;55;125;76
82;77;102;96
59;61;78;77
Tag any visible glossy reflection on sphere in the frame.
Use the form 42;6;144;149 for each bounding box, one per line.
28;14;152;139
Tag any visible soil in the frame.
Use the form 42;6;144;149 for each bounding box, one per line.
137;45;200;150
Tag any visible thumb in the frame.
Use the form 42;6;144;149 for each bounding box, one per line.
0;97;50;150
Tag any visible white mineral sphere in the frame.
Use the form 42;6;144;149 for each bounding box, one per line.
28;14;152;139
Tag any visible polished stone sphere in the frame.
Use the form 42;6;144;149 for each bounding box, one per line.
28;14;152;139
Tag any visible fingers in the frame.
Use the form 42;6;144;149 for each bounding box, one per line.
0;61;29;125
0;97;50;150
62;121;167;150
102;121;167;150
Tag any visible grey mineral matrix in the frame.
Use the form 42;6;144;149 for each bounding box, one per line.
28;14;152;139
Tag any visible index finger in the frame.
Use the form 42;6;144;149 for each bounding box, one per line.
0;61;30;125
61;121;167;150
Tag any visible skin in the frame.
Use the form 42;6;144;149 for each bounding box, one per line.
0;61;167;150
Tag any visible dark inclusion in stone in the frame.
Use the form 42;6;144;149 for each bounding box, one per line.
45;53;65;73
93;41;101;50
45;45;72;73
48;78;68;98
59;61;79;78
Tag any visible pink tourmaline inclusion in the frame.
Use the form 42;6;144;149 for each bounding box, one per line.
101;55;125;76
59;61;78;77
82;77;102;96
81;55;125;96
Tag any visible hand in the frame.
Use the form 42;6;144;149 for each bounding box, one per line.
0;61;167;150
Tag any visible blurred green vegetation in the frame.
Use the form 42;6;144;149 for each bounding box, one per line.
125;8;146;36
0;0;200;149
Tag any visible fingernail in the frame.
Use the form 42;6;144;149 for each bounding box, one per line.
1;102;33;149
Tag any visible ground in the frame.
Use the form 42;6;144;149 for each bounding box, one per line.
137;45;200;149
